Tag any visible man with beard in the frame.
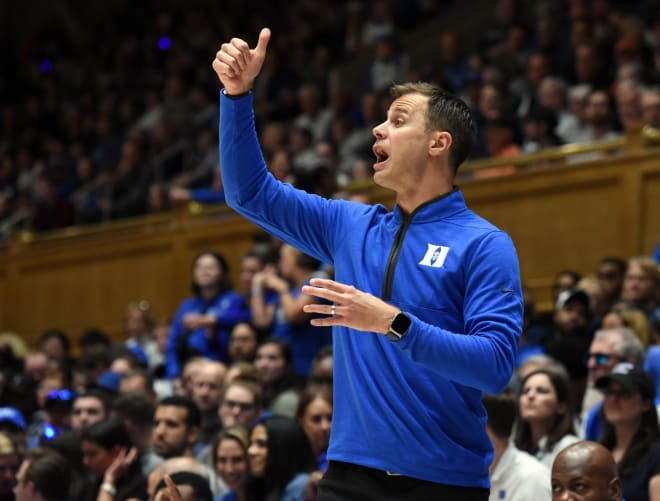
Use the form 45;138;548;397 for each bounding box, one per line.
152;396;200;460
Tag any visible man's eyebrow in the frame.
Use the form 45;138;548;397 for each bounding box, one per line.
389;106;411;115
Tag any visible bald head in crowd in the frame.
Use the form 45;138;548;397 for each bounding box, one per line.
551;441;622;500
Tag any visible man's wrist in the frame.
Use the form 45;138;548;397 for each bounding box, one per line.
386;311;412;342
100;482;117;496
222;88;252;99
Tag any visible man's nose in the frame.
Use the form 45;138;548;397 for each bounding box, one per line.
372;121;386;138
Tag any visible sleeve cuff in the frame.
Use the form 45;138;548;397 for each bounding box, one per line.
222;88;252;99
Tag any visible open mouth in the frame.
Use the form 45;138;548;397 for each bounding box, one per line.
373;146;389;166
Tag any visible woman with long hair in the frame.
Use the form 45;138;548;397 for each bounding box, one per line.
596;363;660;501
80;417;147;501
212;426;250;501
165;251;250;379
514;368;579;467
247;414;317;501
295;386;332;471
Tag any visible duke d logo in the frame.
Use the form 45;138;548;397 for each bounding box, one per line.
418;243;450;268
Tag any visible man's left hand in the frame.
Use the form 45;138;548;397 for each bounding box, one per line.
302;278;400;334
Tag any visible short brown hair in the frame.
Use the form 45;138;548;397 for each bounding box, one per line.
23;447;71;501
390;82;475;172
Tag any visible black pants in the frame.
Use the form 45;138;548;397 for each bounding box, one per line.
317;461;490;501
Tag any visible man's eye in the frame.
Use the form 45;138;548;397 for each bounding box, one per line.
574;483;588;492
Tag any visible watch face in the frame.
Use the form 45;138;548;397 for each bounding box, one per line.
391;313;411;336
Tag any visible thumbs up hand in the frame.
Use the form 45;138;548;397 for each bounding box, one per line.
212;27;271;96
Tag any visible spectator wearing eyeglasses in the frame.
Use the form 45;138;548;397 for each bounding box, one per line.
581;327;645;440
195;379;262;498
218;380;263;430
595;363;660;501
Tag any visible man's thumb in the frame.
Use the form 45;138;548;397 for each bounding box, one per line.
254;28;271;57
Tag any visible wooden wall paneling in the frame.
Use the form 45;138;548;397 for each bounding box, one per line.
3;149;660;344
462;163;628;308
0;264;6;329
13;240;176;347
640;166;660;255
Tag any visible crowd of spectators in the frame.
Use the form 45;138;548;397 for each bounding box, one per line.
0;0;659;240
0;235;659;499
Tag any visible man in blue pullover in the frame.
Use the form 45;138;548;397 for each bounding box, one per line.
213;28;523;500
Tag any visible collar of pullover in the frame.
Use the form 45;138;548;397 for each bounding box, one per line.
392;186;467;224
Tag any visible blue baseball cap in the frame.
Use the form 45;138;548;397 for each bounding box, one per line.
96;371;122;393
0;406;27;430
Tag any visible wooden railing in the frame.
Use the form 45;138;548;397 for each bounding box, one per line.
1;124;659;347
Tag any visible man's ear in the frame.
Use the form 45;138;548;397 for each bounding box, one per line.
429;131;452;157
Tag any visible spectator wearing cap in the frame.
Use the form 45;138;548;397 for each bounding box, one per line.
581;327;646;441
544;288;593;415
0;408;27;448
646;342;660;405
596;362;660;501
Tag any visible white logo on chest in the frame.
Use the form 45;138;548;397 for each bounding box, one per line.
418;243;450;268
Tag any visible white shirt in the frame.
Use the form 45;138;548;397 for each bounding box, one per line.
536;434;581;469
490;444;551;501
488;444;552;501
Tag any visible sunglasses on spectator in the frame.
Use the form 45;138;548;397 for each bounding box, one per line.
46;389;76;401
222;400;254;412
584;353;623;366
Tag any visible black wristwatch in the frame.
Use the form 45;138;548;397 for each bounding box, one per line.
386;312;412;342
